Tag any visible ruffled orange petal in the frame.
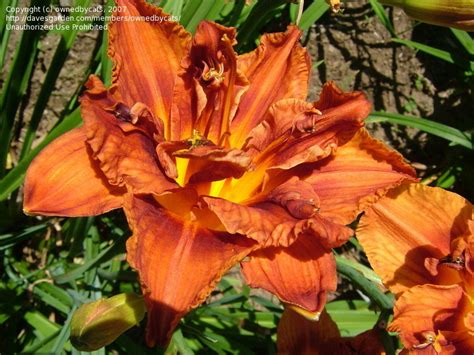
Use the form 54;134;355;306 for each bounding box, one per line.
357;184;472;294
243;99;316;157
155;139;251;184
303;128;417;225
389;284;473;353
232;83;372;197
109;0;191;125
170;21;248;143
124;195;256;347
200;177;353;247
245;82;370;155
265;83;372;170
80;77;178;195
241;233;336;312
181;147;251;185
199;199;300;247
24;128;124;216
464;221;474;286
230;26;310;147
265;176;321;219
277;308;385;355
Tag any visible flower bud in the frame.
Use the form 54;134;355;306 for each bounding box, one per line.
70;293;146;351
380;0;474;31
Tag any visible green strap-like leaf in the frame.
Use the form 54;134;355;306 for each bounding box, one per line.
0;0;47;177
298;0;330;31
392;38;470;69
368;0;396;36
367;111;472;149
451;28;474;56
54;234;126;284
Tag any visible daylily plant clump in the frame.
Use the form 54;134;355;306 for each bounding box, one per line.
24;0;420;349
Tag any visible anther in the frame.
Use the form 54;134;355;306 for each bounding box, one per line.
413;331;437;350
201;62;225;86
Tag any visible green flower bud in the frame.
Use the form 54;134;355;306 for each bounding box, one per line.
70;293;146;351
380;0;474;31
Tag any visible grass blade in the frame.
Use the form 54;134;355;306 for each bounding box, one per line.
54;235;126;284
65;217;95;258
0;0;9;36
451;28;474;56
0;224;47;250
51;305;76;353
392;38;468;68
32;283;73;314
23;311;61;353
101;0;114;86
435;165;461;188
298;0;329;31
224;0;246;27
163;0;185;17
180;0;203;28
0;0;18;68
368;0;396;36
0;0;48;177
367;111;472;149
181;0;226;33
237;0;287;50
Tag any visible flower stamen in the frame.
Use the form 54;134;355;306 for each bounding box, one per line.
413;331;445;353
201;61;225;87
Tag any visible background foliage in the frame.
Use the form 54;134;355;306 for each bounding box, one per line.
0;0;472;353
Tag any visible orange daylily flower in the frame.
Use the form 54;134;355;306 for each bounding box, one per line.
277;307;386;354
357;183;474;353
24;0;416;347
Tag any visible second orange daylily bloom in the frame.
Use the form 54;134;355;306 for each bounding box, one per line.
357;184;474;353
23;0;416;347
